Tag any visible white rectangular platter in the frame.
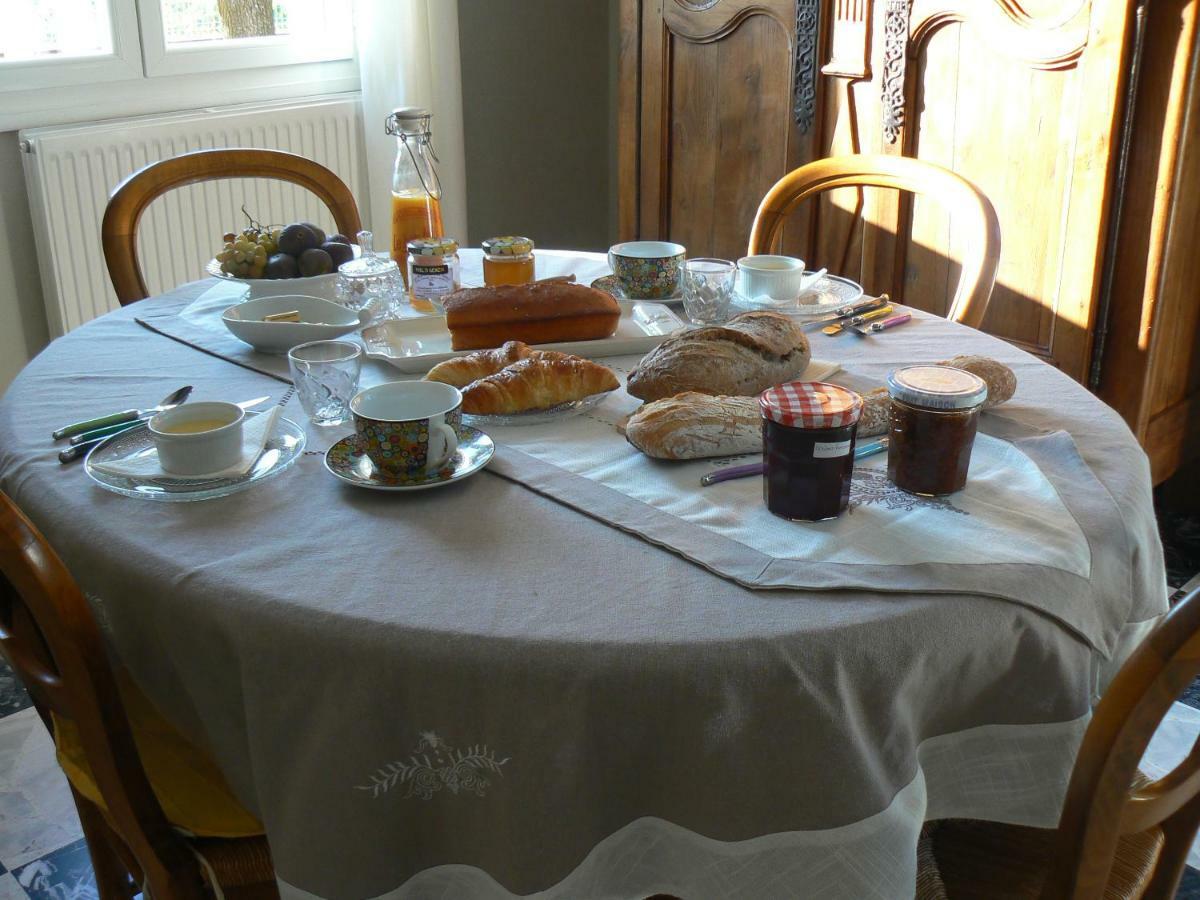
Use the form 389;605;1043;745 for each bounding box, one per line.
361;301;687;374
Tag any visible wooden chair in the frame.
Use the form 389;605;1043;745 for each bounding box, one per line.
919;585;1200;898
747;155;1001;329
0;491;278;900
102;148;363;306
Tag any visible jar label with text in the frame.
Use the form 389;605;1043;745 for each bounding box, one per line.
813;439;852;458
411;263;454;299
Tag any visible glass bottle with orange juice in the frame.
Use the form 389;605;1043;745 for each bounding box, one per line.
386;107;444;286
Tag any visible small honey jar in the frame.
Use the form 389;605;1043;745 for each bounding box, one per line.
407;237;460;314
482;236;535;286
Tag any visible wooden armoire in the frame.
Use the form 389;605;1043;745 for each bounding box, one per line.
617;0;1200;483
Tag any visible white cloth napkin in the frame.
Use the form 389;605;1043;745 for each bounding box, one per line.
92;407;283;481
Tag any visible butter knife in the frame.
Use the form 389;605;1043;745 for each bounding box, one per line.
699;437;889;486
799;294;889;331
822;304;893;336
850;312;912;337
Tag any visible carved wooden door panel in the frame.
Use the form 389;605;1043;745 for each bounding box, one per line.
814;0;1133;380
623;0;822;260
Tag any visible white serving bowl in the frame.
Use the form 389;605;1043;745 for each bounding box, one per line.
222;295;368;354
205;244;361;302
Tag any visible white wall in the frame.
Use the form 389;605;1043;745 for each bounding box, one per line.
0;132;48;391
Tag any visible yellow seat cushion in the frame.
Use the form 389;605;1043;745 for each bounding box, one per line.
52;671;263;839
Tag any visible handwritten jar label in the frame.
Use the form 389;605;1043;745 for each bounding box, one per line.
813;439;852;458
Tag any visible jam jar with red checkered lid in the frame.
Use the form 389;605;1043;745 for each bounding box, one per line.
759;381;864;521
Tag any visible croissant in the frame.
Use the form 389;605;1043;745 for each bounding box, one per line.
424;341;534;388
461;356;619;415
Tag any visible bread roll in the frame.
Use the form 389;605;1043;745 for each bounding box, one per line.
460;355;619;415
443;283;621;351
625;392;761;460
857;388;891;438
939;355;1017;408
627;311;811;402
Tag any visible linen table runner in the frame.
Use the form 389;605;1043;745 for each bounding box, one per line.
482;359;1124;654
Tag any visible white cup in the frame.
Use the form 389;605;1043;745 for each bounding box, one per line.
149;401;245;475
736;255;808;304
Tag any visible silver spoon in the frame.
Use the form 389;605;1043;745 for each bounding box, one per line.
53;385;193;441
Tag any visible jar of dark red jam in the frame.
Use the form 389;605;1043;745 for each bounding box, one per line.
886;365;988;496
760;382;863;521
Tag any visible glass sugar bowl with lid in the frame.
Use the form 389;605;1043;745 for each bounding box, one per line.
482;235;535;285
886;365;988;496
336;230;405;321
759;381;864;521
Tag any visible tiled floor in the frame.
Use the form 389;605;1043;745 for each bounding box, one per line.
0;512;1198;899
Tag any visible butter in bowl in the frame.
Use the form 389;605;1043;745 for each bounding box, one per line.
148;401;245;475
222;295;368;354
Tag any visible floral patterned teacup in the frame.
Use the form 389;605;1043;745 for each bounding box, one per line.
607;241;686;300
350;382;461;475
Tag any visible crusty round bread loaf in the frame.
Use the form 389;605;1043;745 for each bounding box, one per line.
627;311;811;402
938;355;1017;408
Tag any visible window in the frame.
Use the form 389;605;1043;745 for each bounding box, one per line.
140;0;354;75
1;0;142;90
0;0;353;93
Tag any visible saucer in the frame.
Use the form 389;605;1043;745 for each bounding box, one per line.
591;274;683;303
324;425;495;492
85;410;306;502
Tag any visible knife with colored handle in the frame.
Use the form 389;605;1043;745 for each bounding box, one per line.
799;294;889;331
850;312;912;337
58;395;273;464
822;305;893;336
699;437;889;486
51;385;193;441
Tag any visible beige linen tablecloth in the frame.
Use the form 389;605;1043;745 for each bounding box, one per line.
0;250;1167;899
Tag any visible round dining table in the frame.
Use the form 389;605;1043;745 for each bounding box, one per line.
0;249;1168;899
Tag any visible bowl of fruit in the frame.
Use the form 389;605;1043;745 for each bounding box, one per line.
207;218;359;302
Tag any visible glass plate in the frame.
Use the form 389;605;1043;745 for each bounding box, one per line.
463;392;609;427
733;273;864;317
85;412;307;502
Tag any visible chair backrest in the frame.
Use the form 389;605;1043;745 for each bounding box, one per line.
746;154;1001;329
1043;586;1200;898
102;148;364;306
0;491;209;898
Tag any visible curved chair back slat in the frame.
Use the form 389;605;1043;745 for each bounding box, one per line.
102;148;363;306
1044;587;1200;898
747;154;1001;328
0;491;209;898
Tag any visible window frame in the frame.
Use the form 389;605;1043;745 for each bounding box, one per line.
0;0;358;132
136;0;355;78
0;0;143;93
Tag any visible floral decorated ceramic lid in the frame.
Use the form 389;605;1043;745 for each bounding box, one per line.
482;236;534;257
407;237;459;257
887;365;987;410
759;381;863;429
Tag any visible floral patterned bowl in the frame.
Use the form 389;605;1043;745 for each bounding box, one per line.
607;241;686;300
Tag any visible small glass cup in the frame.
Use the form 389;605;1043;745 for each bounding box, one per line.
287;340;363;427
682;258;736;325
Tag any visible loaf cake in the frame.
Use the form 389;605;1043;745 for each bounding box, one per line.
442;283;622;351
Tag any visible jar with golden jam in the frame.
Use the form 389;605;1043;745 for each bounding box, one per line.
759;381;863;521
886;365;988;496
407;237;460;314
482;236;535;285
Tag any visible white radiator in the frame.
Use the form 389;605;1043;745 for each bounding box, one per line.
19;94;369;335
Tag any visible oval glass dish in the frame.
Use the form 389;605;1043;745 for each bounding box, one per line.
85;411;306;501
462;392;609;427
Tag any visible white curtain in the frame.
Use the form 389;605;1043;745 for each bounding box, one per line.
353;0;468;254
